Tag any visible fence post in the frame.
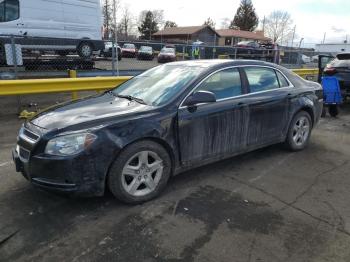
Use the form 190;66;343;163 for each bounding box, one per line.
10;36;21;114
111;39;116;76
69;69;78;100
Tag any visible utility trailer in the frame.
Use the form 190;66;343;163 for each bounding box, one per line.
19;56;95;70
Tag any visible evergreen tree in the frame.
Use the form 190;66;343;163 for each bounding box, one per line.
138;11;159;40
230;0;258;31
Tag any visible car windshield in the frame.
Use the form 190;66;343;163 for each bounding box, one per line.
113;65;204;106
140;46;152;52
161;48;175;54
124;44;135;49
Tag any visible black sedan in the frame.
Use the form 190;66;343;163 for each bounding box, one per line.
13;60;323;204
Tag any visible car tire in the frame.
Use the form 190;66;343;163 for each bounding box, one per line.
108;140;172;204
77;42;93;58
284;111;312;151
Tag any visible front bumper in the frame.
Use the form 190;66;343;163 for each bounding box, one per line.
122;51;136;57
12;146;108;196
138;53;154;60
158;56;176;63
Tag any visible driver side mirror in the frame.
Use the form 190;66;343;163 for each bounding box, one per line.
183;91;216;106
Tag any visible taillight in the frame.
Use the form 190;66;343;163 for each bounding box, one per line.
324;67;337;75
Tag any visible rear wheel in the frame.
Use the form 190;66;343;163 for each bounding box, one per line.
108;140;171;204
77;42;93;58
285;111;312;151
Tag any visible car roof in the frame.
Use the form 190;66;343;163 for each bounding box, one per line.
336;53;350;60
168;59;278;68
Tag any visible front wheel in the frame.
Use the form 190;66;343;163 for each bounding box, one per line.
285;111;312;151
108;140;172;204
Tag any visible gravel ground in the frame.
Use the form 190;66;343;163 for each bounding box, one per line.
0;104;350;262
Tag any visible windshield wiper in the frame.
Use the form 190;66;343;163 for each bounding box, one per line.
115;94;147;105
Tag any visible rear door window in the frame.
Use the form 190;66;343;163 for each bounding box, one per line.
244;67;280;93
276;71;290;87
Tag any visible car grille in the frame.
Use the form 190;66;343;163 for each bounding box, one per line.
20;127;40;144
23;129;40;142
18;146;30;161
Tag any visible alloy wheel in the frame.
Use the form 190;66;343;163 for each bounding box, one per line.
121;151;164;197
292;116;310;146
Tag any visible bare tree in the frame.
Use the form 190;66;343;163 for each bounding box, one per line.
119;5;135;40
102;0;121;39
203;17;216;28
264;10;294;44
220;18;231;29
164;21;178;28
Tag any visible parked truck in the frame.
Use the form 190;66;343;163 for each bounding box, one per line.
0;0;104;60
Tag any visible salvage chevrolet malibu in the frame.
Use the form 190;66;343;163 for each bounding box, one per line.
13;60;323;204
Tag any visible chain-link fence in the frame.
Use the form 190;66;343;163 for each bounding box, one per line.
0;34;325;80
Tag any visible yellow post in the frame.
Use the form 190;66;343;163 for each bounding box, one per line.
68;70;78;100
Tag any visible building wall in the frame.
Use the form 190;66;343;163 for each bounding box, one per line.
191;27;218;46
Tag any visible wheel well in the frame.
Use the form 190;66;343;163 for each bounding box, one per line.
78;41;94;50
104;137;176;194
298;107;315;126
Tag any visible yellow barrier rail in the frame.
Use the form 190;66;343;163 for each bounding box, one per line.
0;76;132;96
0;68;319;97
292;68;319;77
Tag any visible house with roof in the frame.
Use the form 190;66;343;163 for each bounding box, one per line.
152;25;220;45
216;29;271;46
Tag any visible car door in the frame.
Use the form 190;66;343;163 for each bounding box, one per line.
242;66;294;147
177;67;249;166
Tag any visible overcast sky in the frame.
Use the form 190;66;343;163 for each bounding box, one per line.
117;0;350;47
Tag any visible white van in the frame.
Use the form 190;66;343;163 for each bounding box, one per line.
0;0;104;58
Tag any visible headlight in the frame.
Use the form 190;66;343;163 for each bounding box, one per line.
45;133;97;156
